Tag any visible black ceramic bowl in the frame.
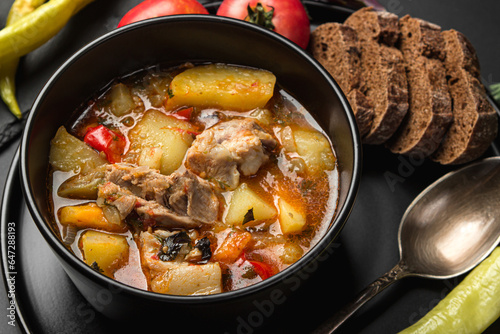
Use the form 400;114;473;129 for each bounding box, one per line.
20;15;361;331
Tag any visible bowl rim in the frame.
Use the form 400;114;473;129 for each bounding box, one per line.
20;14;362;303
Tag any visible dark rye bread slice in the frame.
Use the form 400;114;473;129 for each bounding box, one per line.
345;7;400;46
387;16;453;157
345;7;409;144
347;89;373;138
309;23;374;138
432;29;498;164
310;23;361;92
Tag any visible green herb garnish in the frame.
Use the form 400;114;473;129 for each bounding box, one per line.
242;208;255;225
167;88;174;99
90;261;104;273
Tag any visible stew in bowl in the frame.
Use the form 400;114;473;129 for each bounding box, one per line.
48;62;339;295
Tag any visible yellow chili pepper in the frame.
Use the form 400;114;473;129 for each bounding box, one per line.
0;0;46;119
399;247;500;334
0;0;95;118
6;0;46;24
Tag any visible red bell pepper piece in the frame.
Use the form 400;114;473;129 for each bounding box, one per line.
238;253;275;280
171;107;193;121
84;125;126;163
248;260;274;280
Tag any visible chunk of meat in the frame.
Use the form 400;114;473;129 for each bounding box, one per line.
166;171;219;224
140;231;222;295
99;182;136;218
97;164;220;228
105;163;169;202
135;198;201;228
186;118;277;190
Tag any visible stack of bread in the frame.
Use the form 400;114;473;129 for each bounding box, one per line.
310;7;498;165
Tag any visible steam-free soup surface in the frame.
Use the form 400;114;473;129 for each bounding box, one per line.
48;63;339;295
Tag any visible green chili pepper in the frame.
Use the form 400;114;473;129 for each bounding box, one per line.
399;247;500;334
0;0;45;119
490;83;500;106
0;0;95;118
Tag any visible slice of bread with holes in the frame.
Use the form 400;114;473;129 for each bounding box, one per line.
431;29;498;164
310;8;498;164
386;16;453;158
345;7;409;145
309;22;374;139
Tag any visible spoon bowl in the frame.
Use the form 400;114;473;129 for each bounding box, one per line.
400;156;500;278
315;156;500;333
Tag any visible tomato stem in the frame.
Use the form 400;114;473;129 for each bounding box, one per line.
245;3;274;30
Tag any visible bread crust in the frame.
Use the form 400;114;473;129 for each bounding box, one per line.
347;89;374;138
387;16;453;157
310;9;497;162
431;30;498;164
310;22;374;139
345;7;400;46
346;8;409;144
310;23;361;93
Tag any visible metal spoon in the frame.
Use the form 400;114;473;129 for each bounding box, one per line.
315;156;500;333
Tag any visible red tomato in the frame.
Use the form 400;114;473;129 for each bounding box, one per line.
118;0;209;28
216;0;310;49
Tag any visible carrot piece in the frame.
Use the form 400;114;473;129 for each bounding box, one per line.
59;203;127;233
213;231;252;264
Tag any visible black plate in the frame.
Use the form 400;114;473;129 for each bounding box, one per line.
2;1;500;334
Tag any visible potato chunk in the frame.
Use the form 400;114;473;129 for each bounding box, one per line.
151;263;222;295
137;147;163;170
293;129;336;173
278;198;306;234
127;109;196;175
59;203;127;233
80;230;129;277
166;64;276;111
140;231;221;295
49;126;107;173
224;183;277;227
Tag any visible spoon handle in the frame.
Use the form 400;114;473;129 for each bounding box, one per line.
314;261;409;333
